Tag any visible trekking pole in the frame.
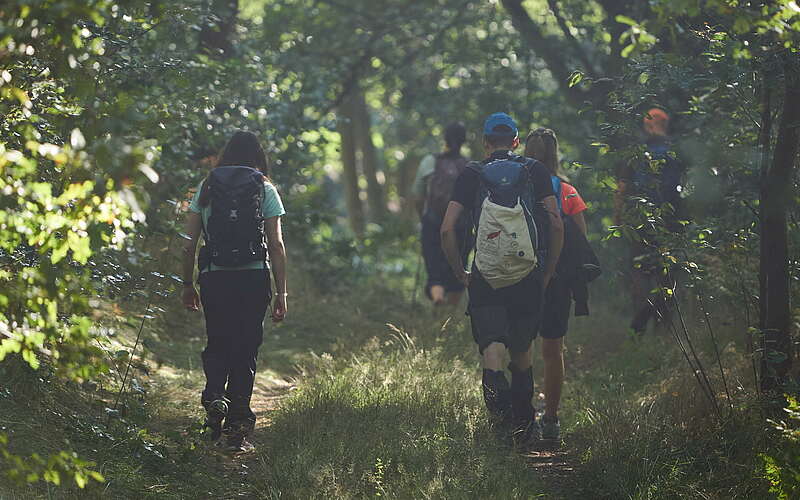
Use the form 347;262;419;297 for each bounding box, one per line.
108;200;183;422
411;253;422;308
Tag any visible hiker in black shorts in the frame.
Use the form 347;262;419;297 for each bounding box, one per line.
181;130;288;453
441;113;564;446
412;123;469;305
525;128;591;441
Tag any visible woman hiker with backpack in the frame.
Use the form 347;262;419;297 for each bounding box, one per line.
412;123;469;306
524;127;591;441
180;130;288;453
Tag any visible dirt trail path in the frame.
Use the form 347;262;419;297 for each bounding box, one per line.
144;301;583;498
524;447;577;498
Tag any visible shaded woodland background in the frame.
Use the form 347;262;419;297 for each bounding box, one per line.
1;0;800;498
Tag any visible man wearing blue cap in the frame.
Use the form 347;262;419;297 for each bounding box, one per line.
441;112;564;447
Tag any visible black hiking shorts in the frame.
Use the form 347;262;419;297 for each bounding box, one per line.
467;269;544;354
421;212;467;297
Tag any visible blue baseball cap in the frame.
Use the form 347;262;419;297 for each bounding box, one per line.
483;112;518;136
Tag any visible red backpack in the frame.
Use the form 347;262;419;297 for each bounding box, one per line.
424;154;467;220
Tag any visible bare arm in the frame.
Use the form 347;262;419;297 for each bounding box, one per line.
542;195;564;287
571;211;588;236
266;216;288;322
181;211;202;310
440;200;469;286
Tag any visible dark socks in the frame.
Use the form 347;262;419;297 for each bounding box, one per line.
509;365;535;426
482;369;511;421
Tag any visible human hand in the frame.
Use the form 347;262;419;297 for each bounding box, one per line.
272;294;287;323
182;285;200;311
457;269;471;288
541;270;555;291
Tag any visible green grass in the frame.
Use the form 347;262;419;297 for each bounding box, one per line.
249;332;548;499
0;260;781;499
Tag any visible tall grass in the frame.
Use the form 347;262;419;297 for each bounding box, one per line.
251;330;549;499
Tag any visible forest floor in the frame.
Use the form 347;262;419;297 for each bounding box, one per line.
1;265;772;499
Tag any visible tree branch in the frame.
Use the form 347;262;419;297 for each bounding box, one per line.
546;0;600;76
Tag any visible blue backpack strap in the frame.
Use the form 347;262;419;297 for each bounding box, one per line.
551;175;563;215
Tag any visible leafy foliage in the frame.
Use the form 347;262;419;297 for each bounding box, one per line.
1;0;799;495
763;397;800;499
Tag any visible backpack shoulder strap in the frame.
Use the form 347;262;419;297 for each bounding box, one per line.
466;160;484;174
551;175;563;214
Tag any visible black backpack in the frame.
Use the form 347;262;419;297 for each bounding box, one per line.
199;166;267;268
632;141;683;208
425;154;467;220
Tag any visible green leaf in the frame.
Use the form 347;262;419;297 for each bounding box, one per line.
568;70;584;88
615;15;638;26
21;348;40;370
51;242;69;264
621;44;635;58
67;231;92;264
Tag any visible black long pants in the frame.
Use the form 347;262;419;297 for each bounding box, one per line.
198;269;271;431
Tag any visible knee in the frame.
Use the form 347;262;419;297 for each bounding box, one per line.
483;342;505;370
541;338;564;362
509;349;532;372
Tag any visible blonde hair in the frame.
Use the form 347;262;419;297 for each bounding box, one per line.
525;128;560;177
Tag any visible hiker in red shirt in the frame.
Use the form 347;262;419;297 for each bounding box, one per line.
525;127;591;442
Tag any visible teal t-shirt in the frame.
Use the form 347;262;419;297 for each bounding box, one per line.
412;154;436;198
189;176;285;273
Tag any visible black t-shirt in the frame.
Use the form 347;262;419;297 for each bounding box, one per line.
450;151;556;308
450;150;555;209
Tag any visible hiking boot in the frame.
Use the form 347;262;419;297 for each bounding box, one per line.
512;419;541;449
224;429;255;454
541;415;560;441
203;399;228;442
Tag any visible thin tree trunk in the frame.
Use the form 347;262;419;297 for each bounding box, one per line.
353;90;386;222
759;54;800;391
338;92;366;237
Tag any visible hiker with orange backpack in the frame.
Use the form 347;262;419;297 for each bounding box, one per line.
412;123;470;305
441;113;564;447
180;130;288;453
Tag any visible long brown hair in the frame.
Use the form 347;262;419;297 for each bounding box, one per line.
525;127;560;177
198;130;271;207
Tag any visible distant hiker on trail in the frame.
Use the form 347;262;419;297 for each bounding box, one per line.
441;113;564;447
525;128;600;441
180;130;288;453
412;122;469;305
615;108;684;334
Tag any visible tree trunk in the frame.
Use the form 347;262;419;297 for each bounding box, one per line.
353;90;386;222
338;92;366;237
501;0;613;108
759;54;800;391
200;0;239;57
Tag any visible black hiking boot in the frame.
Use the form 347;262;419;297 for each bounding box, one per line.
512;418;542;450
203;399;228;442
224;424;255;454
